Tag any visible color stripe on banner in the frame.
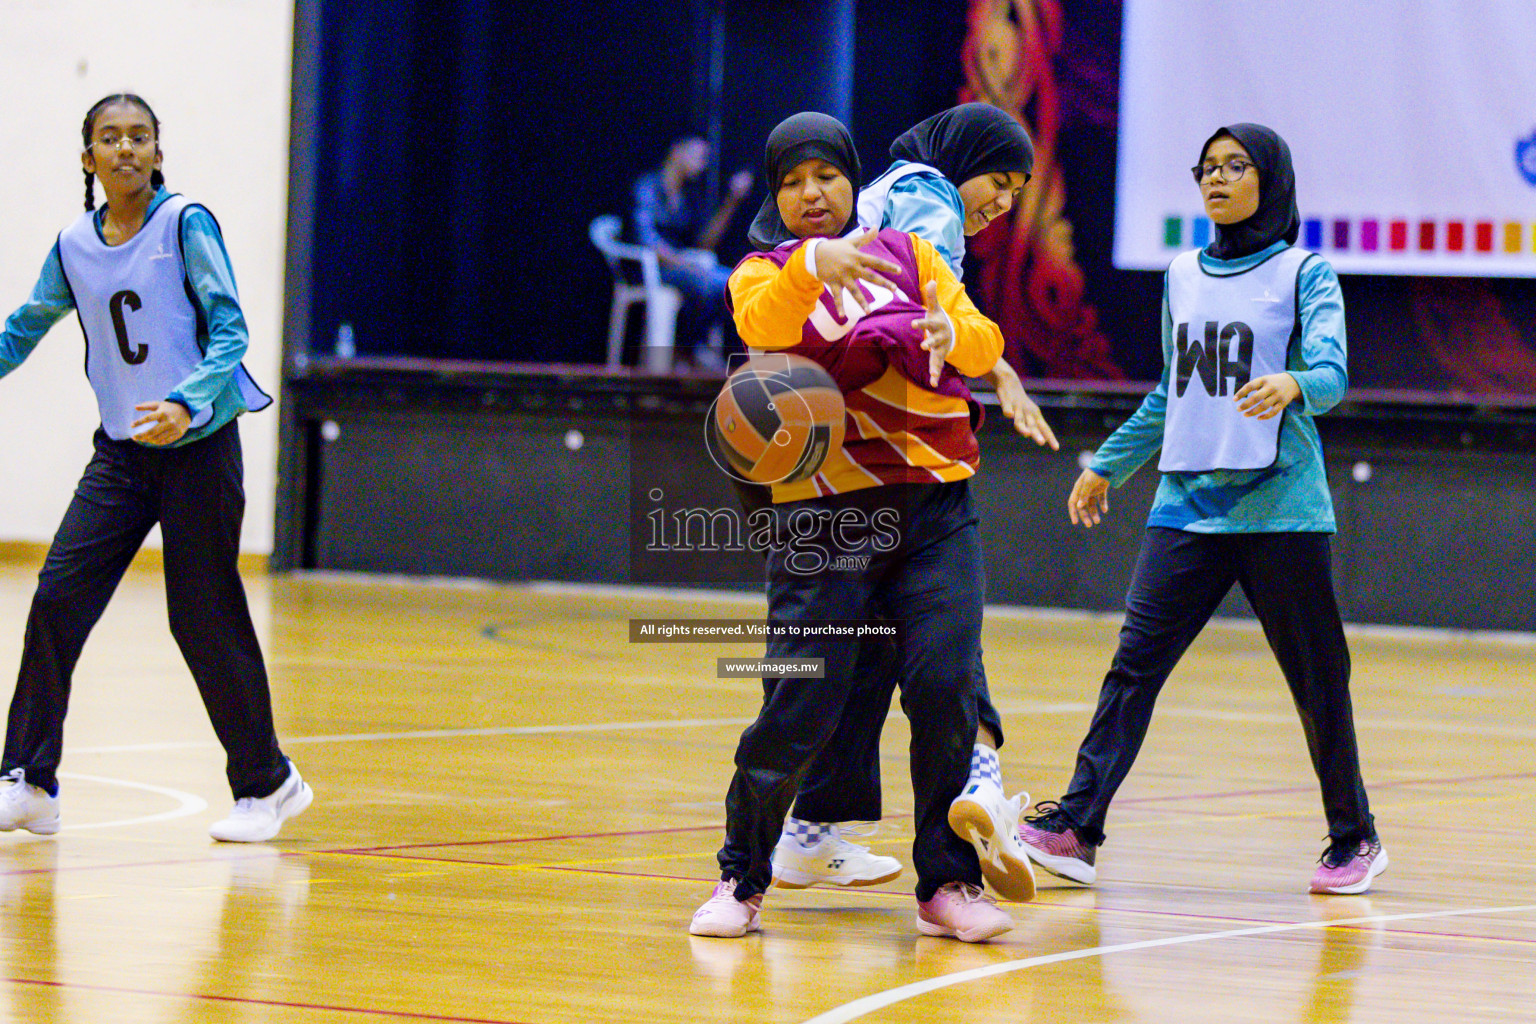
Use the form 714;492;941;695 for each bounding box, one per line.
1360;219;1379;252
1476;221;1494;253
1160;215;1532;256
1191;216;1210;248
1164;216;1182;247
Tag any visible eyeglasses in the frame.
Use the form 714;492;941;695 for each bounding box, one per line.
1192;158;1253;184
94;132;154;150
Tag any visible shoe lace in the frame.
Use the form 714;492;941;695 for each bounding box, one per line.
1;768;27;802
229;797;257;816
1318;835;1362;868
941;881;996;905
1023;800;1067;830
830;821;879;850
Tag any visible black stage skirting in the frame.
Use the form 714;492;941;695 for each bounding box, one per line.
274;358;1536;632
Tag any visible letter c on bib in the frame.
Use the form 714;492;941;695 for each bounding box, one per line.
109;290;148;365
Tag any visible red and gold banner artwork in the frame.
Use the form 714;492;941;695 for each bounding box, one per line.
961;0;1124;381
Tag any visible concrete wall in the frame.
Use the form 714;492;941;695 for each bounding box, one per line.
0;1;293;552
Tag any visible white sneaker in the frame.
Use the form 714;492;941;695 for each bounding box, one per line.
771;823;902;888
947;784;1036;902
209;762;313;843
0;768;60;836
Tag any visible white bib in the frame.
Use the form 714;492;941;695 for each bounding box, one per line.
1159;246;1314;472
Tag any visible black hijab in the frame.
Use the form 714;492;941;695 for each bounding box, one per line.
1200;123;1300;260
746;112;862;251
889;102;1034;188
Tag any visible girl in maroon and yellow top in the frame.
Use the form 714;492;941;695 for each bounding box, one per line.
690;113;1014;944
726;154;1002;503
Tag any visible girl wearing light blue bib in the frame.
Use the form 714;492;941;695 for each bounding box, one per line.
1018;124;1386;896
775;103;1055;905
0;94;310;844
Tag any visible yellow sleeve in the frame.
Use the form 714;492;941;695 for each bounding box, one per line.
911;233;1004;378
727;247;823;351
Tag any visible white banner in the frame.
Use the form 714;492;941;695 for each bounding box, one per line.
1114;0;1536;277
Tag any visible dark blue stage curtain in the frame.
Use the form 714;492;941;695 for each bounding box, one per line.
305;0;883;364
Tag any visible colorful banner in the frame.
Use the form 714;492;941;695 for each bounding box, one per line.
1115;0;1536;277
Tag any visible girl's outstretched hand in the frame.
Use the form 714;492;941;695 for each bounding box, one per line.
991;359;1059;448
914;280;954;387
813;229;901;320
1235;372;1301;420
1068;467;1110;527
131;401;191;446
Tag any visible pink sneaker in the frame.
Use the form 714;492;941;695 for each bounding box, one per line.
689;879;763;937
1018;801;1098;884
915;881;1014;943
1310;837;1389;894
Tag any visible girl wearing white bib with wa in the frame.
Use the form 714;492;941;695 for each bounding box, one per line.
0;95;311;844
1018;124;1387;897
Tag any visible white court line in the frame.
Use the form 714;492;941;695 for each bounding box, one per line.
65;697;1536;756
67;716;759;755
799;903;1536;1024
56;772;208;830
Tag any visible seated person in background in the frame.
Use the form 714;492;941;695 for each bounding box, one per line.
631;136;754;369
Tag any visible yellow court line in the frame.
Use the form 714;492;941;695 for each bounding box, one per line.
309;851;502;869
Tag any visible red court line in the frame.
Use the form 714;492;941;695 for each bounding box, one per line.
2;977;529;1023
1047;902;1536;949
329;813;917;856
541;865;715;884
2;826;729;877
0;851;305;878
0;826;732;878
543;866;1536;949
1117;769;1536;807
10;767;1527;879
335;852;525;867
327;823;723;856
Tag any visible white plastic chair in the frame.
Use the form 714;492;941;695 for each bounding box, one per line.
589;214;681;372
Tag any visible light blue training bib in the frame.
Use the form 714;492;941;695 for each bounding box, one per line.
56;194;263;440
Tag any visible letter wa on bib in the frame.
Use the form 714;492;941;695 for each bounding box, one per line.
1159;247;1314;472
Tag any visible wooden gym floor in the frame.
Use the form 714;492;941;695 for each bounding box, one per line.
0;556;1532;1023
